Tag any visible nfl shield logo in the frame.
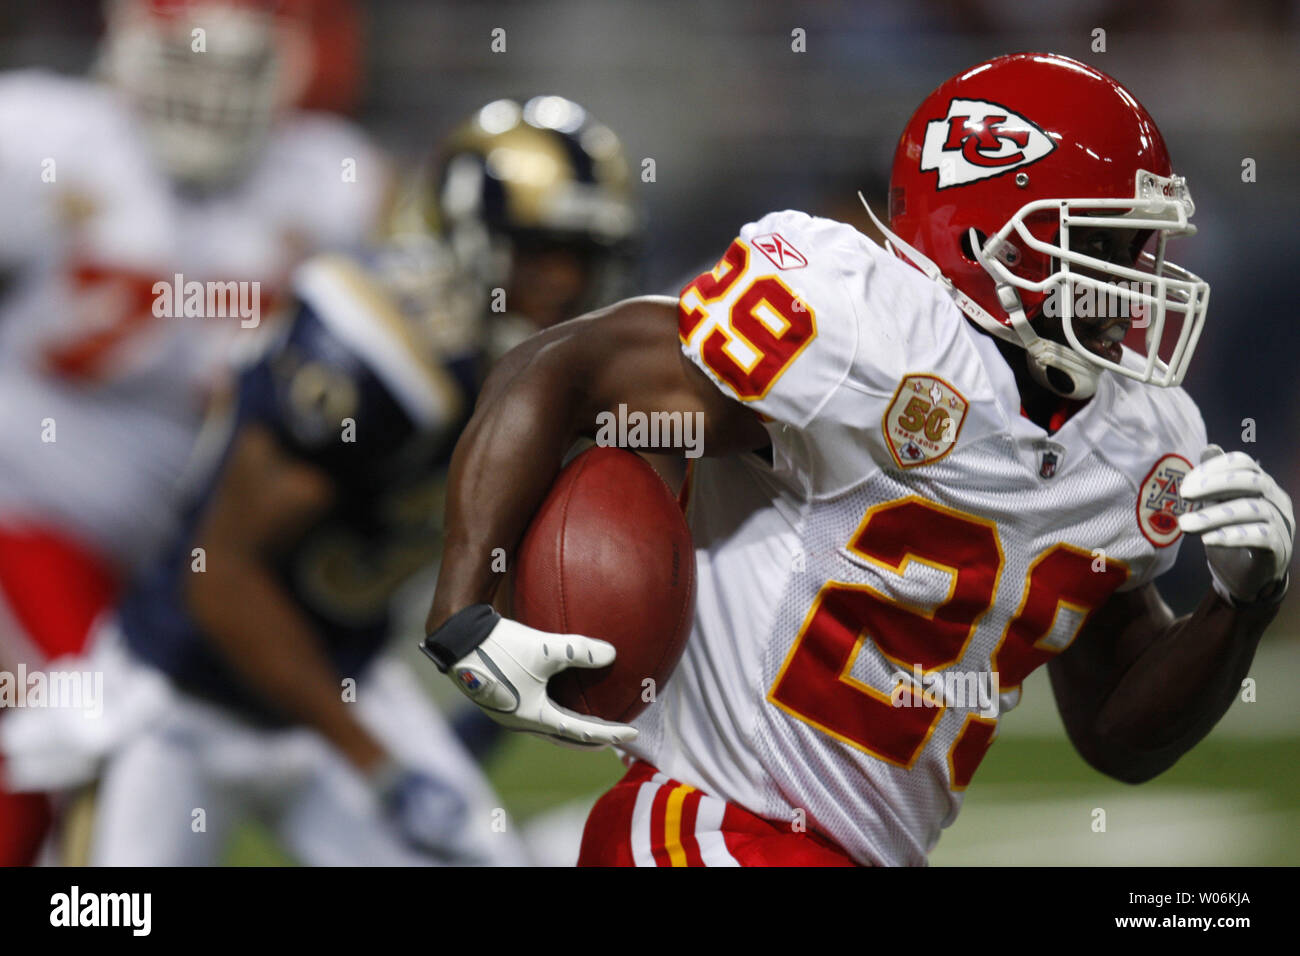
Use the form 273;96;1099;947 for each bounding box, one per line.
1039;450;1059;479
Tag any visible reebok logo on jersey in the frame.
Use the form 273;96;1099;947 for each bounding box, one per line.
752;232;807;270
883;374;968;469
1137;453;1193;547
920;98;1056;189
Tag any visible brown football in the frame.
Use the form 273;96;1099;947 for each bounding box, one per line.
513;446;695;723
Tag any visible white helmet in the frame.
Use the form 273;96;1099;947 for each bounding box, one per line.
101;0;311;189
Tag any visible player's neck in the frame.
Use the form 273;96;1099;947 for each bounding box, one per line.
992;337;1088;435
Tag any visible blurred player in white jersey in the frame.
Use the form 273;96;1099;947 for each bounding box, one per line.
417;54;1294;865
0;0;387;864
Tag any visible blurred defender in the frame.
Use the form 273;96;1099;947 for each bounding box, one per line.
72;249;525;865
0;0;386;864
78;95;638;866
416;95;639;362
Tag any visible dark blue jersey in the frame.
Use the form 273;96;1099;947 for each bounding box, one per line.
118;255;480;725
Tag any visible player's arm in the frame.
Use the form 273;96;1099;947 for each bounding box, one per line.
185;423;388;774
1048;580;1280;783
428;295;767;630
1050;447;1293;783
421;295;769;744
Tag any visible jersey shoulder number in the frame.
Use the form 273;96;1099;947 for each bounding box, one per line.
678;210;860;428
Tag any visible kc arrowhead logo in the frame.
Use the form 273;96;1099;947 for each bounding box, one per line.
921;98;1056;189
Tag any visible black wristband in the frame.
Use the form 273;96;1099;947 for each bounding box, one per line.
420;604;501;673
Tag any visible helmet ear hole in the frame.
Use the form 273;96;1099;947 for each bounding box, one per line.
1045;366;1075;395
960;230;987;264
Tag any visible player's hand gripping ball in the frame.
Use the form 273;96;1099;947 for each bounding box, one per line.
427;447;695;749
512;447;696;723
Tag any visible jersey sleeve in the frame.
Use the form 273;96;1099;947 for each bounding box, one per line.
677;210;862;430
233;298;388;475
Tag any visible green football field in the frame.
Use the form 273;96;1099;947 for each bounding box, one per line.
478;733;1300;866
228;630;1300;866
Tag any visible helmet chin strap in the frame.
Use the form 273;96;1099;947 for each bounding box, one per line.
1023;339;1099;400
857;193;1099;400
973;234;1100;401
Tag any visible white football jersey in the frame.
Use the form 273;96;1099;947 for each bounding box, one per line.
625;209;1207;866
0;70;387;567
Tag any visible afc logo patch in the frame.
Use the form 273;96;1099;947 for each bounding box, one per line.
1137;453;1194;548
751;232;807;270
883;373;969;469
920;98;1056;189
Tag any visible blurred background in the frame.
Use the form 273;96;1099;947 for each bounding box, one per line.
1;0;1296;864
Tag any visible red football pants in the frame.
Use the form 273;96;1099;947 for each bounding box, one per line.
0;523;119;866
578;760;858;867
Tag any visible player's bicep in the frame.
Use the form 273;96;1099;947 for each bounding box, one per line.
484;295;768;457
577;296;770;456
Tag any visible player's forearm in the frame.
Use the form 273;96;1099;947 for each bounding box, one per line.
1078;589;1278;781
187;558;387;772
426;348;583;632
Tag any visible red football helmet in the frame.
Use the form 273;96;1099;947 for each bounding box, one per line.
868;53;1209;399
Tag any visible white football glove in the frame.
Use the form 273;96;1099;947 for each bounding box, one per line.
423;608;637;749
1178;444;1294;605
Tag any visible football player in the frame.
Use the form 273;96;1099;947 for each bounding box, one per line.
0;0;387;864
50;247;526;866
418;54;1294;865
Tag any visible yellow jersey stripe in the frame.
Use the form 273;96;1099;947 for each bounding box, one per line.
663;784;696;867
